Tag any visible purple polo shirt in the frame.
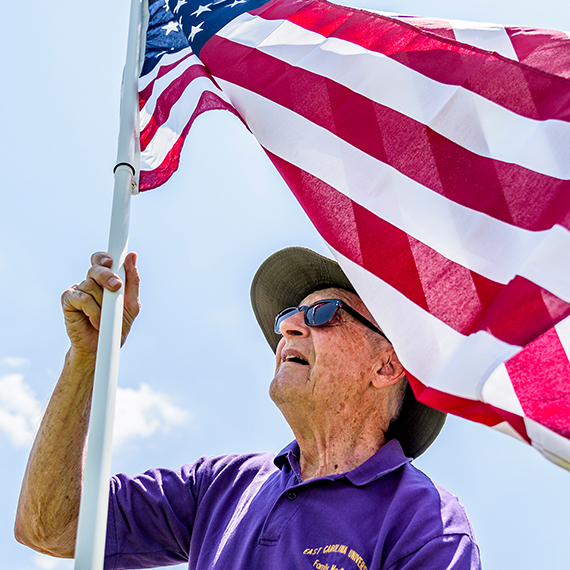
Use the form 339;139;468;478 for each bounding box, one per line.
105;439;480;570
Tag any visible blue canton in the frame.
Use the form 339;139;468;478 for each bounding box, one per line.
143;0;269;76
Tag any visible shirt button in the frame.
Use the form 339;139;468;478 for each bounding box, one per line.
287;491;297;501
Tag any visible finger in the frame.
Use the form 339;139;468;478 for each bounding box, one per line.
61;286;103;330
75;276;105;307
86;263;122;292
91;251;113;268
123;252;141;319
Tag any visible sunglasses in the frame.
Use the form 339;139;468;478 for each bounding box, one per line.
274;299;390;343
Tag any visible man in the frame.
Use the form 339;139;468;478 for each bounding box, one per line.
15;246;481;569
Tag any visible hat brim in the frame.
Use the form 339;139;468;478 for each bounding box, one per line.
251;246;446;459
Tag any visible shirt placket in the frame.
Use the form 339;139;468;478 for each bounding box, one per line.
258;484;312;546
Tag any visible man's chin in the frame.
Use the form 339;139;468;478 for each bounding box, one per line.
269;372;309;405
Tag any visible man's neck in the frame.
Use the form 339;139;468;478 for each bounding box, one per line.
291;410;389;480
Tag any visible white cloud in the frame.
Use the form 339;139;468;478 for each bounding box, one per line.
32;553;73;570
0;374;43;447
0;374;189;450
113;383;190;447
2;356;30;367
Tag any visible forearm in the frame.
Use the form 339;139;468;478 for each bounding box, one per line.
15;349;96;557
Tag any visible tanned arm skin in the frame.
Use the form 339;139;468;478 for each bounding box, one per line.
14;252;140;557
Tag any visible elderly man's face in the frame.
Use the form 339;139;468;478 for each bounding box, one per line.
270;288;391;417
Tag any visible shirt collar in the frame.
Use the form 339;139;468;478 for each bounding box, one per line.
274;441;303;481
274;439;411;486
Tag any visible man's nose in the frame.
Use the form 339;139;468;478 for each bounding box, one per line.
279;310;310;338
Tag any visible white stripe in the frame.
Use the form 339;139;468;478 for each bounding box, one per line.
525;418;570;470
217;13;570;180
492;421;529;444
140;76;227;170
448;20;519;60
140;53;205;132
215;79;570;302
362;9;400;17
329;247;519;400
554;316;570;360
139;47;194;91
522;225;570;302
480;363;524;415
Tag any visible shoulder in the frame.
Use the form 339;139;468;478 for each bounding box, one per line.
185;451;279;493
401;463;472;524
384;462;476;537
380;463;480;569
111;450;278;499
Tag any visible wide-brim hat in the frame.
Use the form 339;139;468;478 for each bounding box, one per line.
250;246;446;459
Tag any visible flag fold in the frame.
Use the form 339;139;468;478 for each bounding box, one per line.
139;0;570;470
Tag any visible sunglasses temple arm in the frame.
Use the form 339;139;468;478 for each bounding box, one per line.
343;305;391;344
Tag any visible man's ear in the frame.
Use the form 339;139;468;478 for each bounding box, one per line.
373;349;406;389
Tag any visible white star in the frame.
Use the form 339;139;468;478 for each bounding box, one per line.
162;21;180;35
191;3;212;16
188;22;204;41
227;0;246;6
173;0;187;13
163;0;170;10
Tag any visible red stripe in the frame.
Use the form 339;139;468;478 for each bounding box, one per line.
201;36;570;232
139;52;194;110
140;64;215;152
140;91;237;191
407;373;532;443
473;282;570;344
406;372;503;426
507;27;570;80
248;0;570;122
264;149;570;345
505;326;570;438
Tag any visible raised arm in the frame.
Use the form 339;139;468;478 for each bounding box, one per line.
14;252;140;557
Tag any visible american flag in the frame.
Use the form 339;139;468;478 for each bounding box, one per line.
139;0;570;469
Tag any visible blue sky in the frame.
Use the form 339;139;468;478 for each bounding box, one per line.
1;0;569;569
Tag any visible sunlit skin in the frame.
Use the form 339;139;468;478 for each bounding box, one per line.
271;288;406;481
14;252;140;558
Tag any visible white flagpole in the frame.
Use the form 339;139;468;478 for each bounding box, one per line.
74;0;145;568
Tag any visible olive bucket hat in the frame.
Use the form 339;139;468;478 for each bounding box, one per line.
250;246;446;459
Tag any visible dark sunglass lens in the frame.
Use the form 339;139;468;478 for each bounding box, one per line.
308;301;339;326
274;307;300;334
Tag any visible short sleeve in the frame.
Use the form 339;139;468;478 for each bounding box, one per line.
104;463;202;570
